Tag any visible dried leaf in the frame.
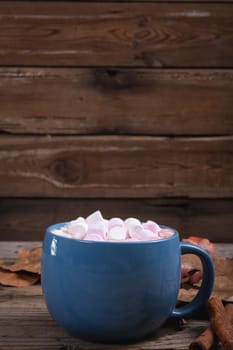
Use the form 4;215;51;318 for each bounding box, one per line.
0;246;42;274
178;287;199;303
0;268;40;287
181;236;218;285
182;254;202;271
179;237;233;303
183;236;217;255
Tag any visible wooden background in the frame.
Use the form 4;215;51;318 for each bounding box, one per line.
0;1;232;242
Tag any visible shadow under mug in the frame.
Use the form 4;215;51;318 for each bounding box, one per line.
42;223;214;343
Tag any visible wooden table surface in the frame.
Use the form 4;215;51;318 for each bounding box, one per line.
0;242;232;350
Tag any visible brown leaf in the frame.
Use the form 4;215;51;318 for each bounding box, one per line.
179;255;233;303
0;268;40;287
178;287;199;303
182;254;202;274
179;237;233;303
0;246;42;275
183;236;217;255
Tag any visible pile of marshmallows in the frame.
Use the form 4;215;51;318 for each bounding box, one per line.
52;210;174;242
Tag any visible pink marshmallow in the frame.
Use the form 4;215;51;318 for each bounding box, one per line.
107;226;127;241
108;218;124;230
142;221;161;234
86;210;104;224
67;218;88;239
84;233;105;241
74;216;85;222
136;228;159;241
87;221;107;238
158;229;174;238
125;218;142;238
51;229;72;238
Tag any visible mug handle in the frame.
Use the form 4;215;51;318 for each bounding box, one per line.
171;242;215;318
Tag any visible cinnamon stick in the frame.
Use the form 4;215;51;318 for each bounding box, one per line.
225;304;233;323
208;297;233;350
189;299;233;350
189;326;216;350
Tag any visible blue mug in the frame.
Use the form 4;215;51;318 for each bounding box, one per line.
42;223;214;343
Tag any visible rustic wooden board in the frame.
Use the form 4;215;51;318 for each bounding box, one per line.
0;284;210;350
0;241;41;259
1;242;233;259
1;242;232;259
0;290;226;350
0;136;232;198
0;198;233;242
0;3;232;67
0;68;232;135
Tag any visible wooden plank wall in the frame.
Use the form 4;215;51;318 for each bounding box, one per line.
0;1;232;242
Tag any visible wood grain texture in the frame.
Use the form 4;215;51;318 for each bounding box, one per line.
1;242;233;259
0;285;223;350
0;68;232;136
0;198;233;242
0;136;232;198
0;241;41;259
0;3;232;67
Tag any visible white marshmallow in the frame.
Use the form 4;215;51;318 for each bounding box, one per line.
142;220;160;234
67;218;88;239
136;228;158;241
51;229;71;238
86;210;104;224
108;217;124;230
107;226;127;241
88;221;107;238
125;218;142;238
75;216;85;222
84;233;105;241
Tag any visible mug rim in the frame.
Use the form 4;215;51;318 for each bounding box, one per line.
46;222;179;245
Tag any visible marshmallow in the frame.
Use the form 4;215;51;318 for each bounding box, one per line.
86;210;103;224
107;226;127;241
158;229;174;238
125;218;142;238
51;210;174;242
87;221;107;238
51;229;72;238
75;216;85;222
67;217;88;239
136;228;157;241
142;220;160;234
108;218;124;230
84;233;105;241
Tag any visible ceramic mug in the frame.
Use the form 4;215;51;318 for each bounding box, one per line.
42;223;214;343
